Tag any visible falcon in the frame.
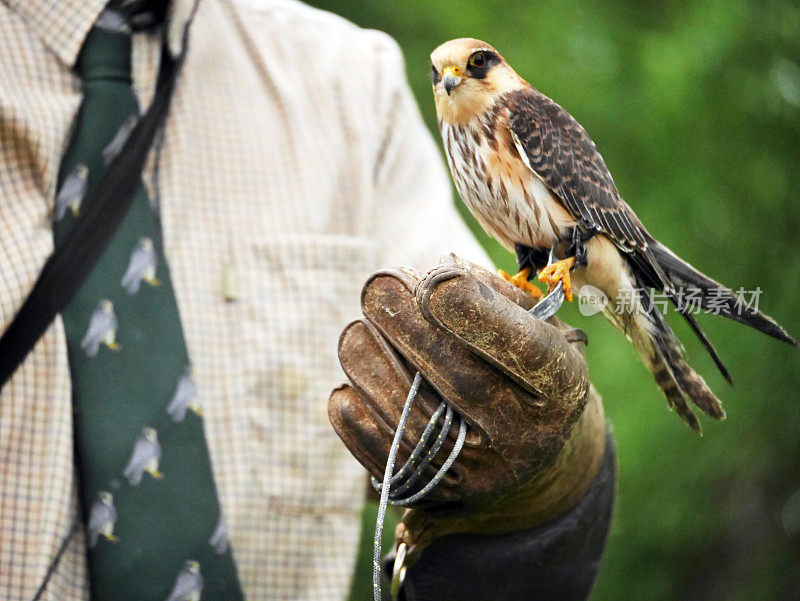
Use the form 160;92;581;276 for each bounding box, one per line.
123;427;163;486
102;114;138;165
87;491;119;548
208;514;230;555
166;560;204;601
121;237;160;295
54;163;88;220
430;38;797;431
167;367;201;423
81;299;119;357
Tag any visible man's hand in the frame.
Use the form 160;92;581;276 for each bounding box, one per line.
328;255;608;558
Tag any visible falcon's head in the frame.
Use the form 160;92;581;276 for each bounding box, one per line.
430;38;526;125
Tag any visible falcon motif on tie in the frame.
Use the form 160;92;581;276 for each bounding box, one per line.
167;367;201;422
166;560;204;601
94;8;131;35
81;299;119;357
123;427;163;486
430;38;797;431
208;513;230;555
54;163;88;220
121;237;160;295
87;491;119;548
102;114;138;165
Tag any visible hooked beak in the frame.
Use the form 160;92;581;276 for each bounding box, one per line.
442;66;463;95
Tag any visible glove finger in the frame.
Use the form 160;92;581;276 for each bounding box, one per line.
328;383;400;480
416;260;589;410
328;384;465;505
338;317;472;475
338;318;443;447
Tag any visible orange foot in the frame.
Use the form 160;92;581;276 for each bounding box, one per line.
498;267;542;298
538;257;576;302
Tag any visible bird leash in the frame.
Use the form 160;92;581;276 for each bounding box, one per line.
371;252;566;601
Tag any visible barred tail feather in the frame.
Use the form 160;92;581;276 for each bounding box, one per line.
650;325;726;421
604;281;725;433
640;286;726;430
650;355;701;433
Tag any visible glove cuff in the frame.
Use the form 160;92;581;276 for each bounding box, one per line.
388;423;616;601
397;386;608;559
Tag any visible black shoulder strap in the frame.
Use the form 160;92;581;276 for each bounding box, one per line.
0;36;184;389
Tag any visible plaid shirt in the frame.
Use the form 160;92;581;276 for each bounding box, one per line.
0;0;485;598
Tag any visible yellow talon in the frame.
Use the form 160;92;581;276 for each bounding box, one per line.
538;257;576;302
145;276;161;287
148;468;163;479
191;405;203;417
104;533;120;543
106;341;120;351
71;206;80;217
498;267;543;298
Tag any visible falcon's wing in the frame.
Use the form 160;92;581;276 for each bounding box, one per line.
57;168;86;204
83;312;110;344
124;439;151;473
122;248;152;284
174;375;196;403
88;504;110;531
506;88;670;287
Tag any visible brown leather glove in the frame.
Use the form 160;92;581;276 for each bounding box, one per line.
328;254;608;559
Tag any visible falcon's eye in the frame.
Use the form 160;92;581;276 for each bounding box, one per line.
431;64;441;85
468;52;486;68
466;50;497;79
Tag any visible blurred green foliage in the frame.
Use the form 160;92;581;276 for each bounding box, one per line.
306;1;800;599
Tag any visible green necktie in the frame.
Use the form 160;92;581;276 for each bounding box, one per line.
53;6;244;600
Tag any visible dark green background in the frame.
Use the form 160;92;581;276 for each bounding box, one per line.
305;1;800;599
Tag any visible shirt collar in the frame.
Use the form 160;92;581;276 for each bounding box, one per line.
2;0;197;68
4;0;108;67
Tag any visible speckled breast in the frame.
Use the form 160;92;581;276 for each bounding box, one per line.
439;115;572;253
